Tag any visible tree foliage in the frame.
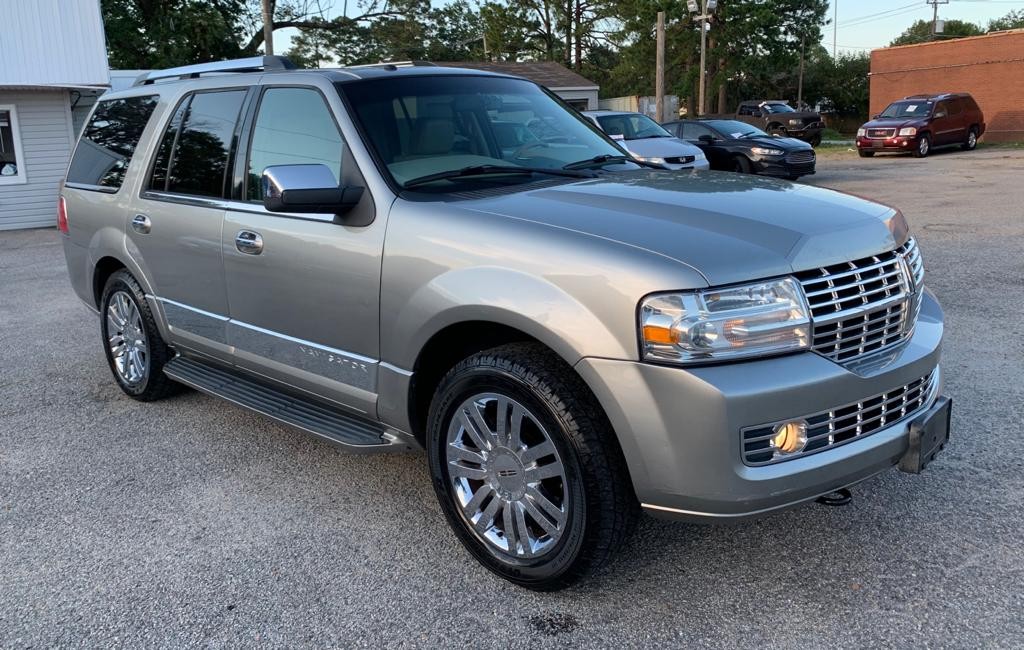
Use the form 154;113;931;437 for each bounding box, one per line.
889;19;983;47
987;9;1024;32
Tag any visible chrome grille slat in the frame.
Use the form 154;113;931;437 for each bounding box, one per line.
797;238;924;364
742;370;937;465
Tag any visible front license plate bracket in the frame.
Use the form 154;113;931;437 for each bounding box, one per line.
899;396;951;474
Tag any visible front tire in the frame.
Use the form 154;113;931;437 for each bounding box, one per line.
99;270;180;401
913;134;931;158
426;343;637;590
732;155;753;174
858;150;875;158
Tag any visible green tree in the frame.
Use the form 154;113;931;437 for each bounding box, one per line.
102;0;249;68
890;19;983;46
987;9;1024;32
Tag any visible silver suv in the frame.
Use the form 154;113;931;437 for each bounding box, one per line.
60;57;950;590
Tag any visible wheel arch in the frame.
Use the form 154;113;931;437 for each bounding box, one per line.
92;256;128;309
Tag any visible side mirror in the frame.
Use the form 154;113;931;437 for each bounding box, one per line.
262;164;363;217
872;114;880;119
698;134;715;144
609;133;625;141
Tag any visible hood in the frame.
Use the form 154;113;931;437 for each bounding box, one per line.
619;137;704;158
862;116;926;130
460;171;906;286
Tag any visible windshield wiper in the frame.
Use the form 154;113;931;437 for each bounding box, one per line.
562;154;638;170
402;164;592;189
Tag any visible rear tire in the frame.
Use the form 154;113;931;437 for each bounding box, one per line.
913;134;931;158
962;127;978;151
426;343;638;590
858;150;875;158
99;270;180;401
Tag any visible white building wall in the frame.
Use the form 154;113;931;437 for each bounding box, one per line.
0;89;74;230
0;0;109;88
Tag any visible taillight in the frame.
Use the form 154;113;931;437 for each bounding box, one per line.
57;196;68;234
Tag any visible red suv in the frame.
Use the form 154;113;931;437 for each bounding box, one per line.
856;93;985;158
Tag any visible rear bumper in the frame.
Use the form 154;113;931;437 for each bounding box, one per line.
575;289;944;522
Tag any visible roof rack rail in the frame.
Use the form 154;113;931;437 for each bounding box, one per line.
133;55;297;86
346;60;437;71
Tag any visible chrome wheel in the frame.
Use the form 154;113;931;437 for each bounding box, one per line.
446;393;568;559
919;137;930;156
106;290;148;385
968;131;977;149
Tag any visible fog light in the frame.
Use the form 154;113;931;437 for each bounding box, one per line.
771;420;808;455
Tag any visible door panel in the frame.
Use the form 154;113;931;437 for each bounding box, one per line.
128;88;248;357
221;85;385;413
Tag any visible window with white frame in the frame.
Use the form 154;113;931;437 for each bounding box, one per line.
0;105;27;184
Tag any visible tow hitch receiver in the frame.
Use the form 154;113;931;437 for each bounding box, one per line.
899;396;952;474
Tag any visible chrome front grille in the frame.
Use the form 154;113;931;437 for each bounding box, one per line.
796;238;924;364
786;150;816;164
742;370;938;466
868;128;896;139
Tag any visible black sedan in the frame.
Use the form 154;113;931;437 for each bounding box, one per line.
661;119;816;179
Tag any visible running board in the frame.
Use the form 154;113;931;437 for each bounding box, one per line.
163;356;414;452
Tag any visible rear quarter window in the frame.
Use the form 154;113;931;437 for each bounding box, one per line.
67;95;158;192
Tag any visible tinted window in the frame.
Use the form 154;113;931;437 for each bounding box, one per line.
681;122;716;140
166;90;246;198
247;87;343;201
67;96;158;190
947;99;963;116
148;99;187;191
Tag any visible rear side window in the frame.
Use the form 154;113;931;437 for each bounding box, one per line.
67;95;158;191
148;89;246;198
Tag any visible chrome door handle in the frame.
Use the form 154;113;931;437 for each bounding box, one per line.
235;230;264;255
131;214;151;234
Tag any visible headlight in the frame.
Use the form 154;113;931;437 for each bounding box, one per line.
751;147;785;157
898;127;917;137
634;156;667;164
789;119;802;126
639;277;811;364
857;128;866;137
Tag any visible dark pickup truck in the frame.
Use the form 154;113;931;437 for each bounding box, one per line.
709;101;825;146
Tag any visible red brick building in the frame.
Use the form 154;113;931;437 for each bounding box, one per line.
870;29;1024;143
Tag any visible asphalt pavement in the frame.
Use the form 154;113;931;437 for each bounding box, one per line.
2;147;1023;648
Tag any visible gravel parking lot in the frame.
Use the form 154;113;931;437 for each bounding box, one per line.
2;148;1023;648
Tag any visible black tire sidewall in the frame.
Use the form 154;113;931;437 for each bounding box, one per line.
734;156;752;173
427;363;589;588
99;272;157;397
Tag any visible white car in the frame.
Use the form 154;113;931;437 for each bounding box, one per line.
583;110;710;171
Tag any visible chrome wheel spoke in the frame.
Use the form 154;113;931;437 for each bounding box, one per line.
106;290;148;385
525;462;563;482
446;392;569;560
448;461;487;481
473;495;503;534
462;484;493;517
447;443;485;464
520;440;555;465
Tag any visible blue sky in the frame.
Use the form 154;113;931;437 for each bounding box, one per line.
272;0;1024;57
826;0;1024;53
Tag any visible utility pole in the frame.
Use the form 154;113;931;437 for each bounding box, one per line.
687;0;717;116
262;0;275;55
928;0;949;37
832;0;837;59
797;36;805;109
655;12;666;122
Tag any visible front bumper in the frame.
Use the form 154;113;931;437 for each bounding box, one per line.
575;289;944;521
857;135;919;152
664;158;711;171
753;156;816;178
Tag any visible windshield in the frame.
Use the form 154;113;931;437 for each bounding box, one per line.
339;76;627;188
595;113;672;140
705;120;769;138
879;101;933;118
762;103;796;114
